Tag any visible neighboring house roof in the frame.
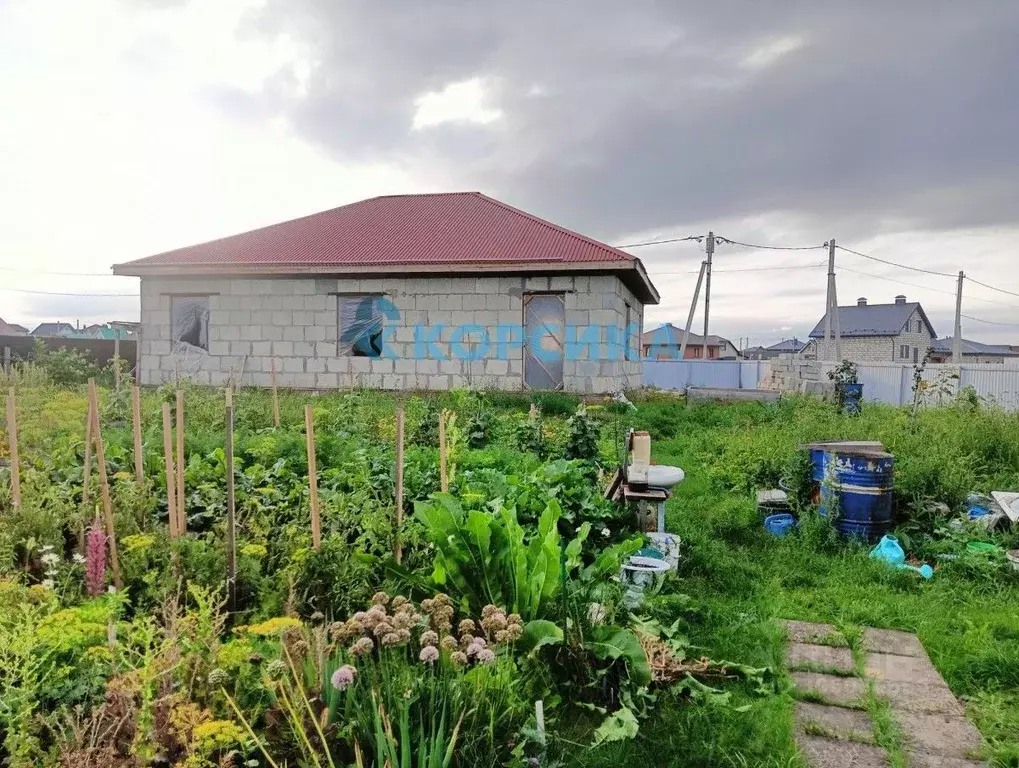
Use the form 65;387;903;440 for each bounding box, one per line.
0;318;29;336
930;337;1017;356
113;191;659;303
767;338;806;352
640;323;731;347
30;322;76;337
808;302;936;339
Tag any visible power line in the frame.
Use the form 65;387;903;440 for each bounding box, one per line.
964;275;1019;300
835;245;955;278
0;287;138;297
715;236;825;251
837;265;958;297
961;313;1019;328
0;265;119;278
615;235;703;248
839;264;1019;310
652;262;826;276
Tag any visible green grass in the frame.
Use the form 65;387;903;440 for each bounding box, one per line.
569;395;1019;767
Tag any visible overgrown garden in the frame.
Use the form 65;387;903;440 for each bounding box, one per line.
1;362;1018;766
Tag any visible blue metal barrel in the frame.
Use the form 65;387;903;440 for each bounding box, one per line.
813;449;894;541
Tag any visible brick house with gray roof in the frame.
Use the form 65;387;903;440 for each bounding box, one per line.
802;295;936;363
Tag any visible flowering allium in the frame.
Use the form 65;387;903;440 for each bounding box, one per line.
86;521;107;596
373;621;395;638
466;640;486;658
349;637;374;656
420;630;439;647
419;646;439;664
265;659;287;678
458;619;477;635
440;635;458;651
381;632;401;647
450;651;468;667
371;592;390;606
495;630;510;644
476;648;496;665
331;665;357;690
391;595;410;609
481;609;508;636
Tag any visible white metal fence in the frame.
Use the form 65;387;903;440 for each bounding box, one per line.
643;360;767;392
817;361;1019;410
643;358;1019;410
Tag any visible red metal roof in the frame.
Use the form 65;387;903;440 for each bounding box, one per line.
115;192;635;271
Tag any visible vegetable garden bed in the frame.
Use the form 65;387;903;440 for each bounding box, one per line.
1;373;1018;767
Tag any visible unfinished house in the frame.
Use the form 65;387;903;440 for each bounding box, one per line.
113;192;660;393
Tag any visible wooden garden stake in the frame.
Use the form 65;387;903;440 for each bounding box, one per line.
88;380;122;589
225;388;237;611
78;396;96;550
113;335;121;391
438;409;448;493
535;700;545;739
162;402;179;539
175;389;185;534
305;405;321;550
394;401;405;564
5;388;21;508
270;359;281;428
131;385;143;484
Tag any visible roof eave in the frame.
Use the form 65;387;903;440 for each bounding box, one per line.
112;259;661;304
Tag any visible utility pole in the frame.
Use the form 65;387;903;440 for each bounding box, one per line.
824;240;835;360
702;231;715;359
831;239;841;361
680;261;706;360
953;270;964;363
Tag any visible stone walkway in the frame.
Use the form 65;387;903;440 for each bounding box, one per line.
782;620;986;767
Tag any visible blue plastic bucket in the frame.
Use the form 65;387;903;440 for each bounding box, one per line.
764;513;796;538
819;451;894;541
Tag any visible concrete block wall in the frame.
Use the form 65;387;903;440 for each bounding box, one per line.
760;355;824;393
137;273;644;393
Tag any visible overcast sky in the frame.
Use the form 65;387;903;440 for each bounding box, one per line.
1;0;1017;345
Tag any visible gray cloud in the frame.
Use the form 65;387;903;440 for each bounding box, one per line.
221;1;1019;245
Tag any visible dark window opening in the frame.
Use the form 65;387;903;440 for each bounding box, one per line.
338;296;384;357
171;296;210;351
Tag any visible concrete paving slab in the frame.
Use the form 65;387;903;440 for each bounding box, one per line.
896;713;984;760
797;735;889;768
862;628;930;658
796;702;874;742
792;672;867;706
874;679;964;715
782;620;848;646
865;653;942;685
906;752;985;767
788;643;857;674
